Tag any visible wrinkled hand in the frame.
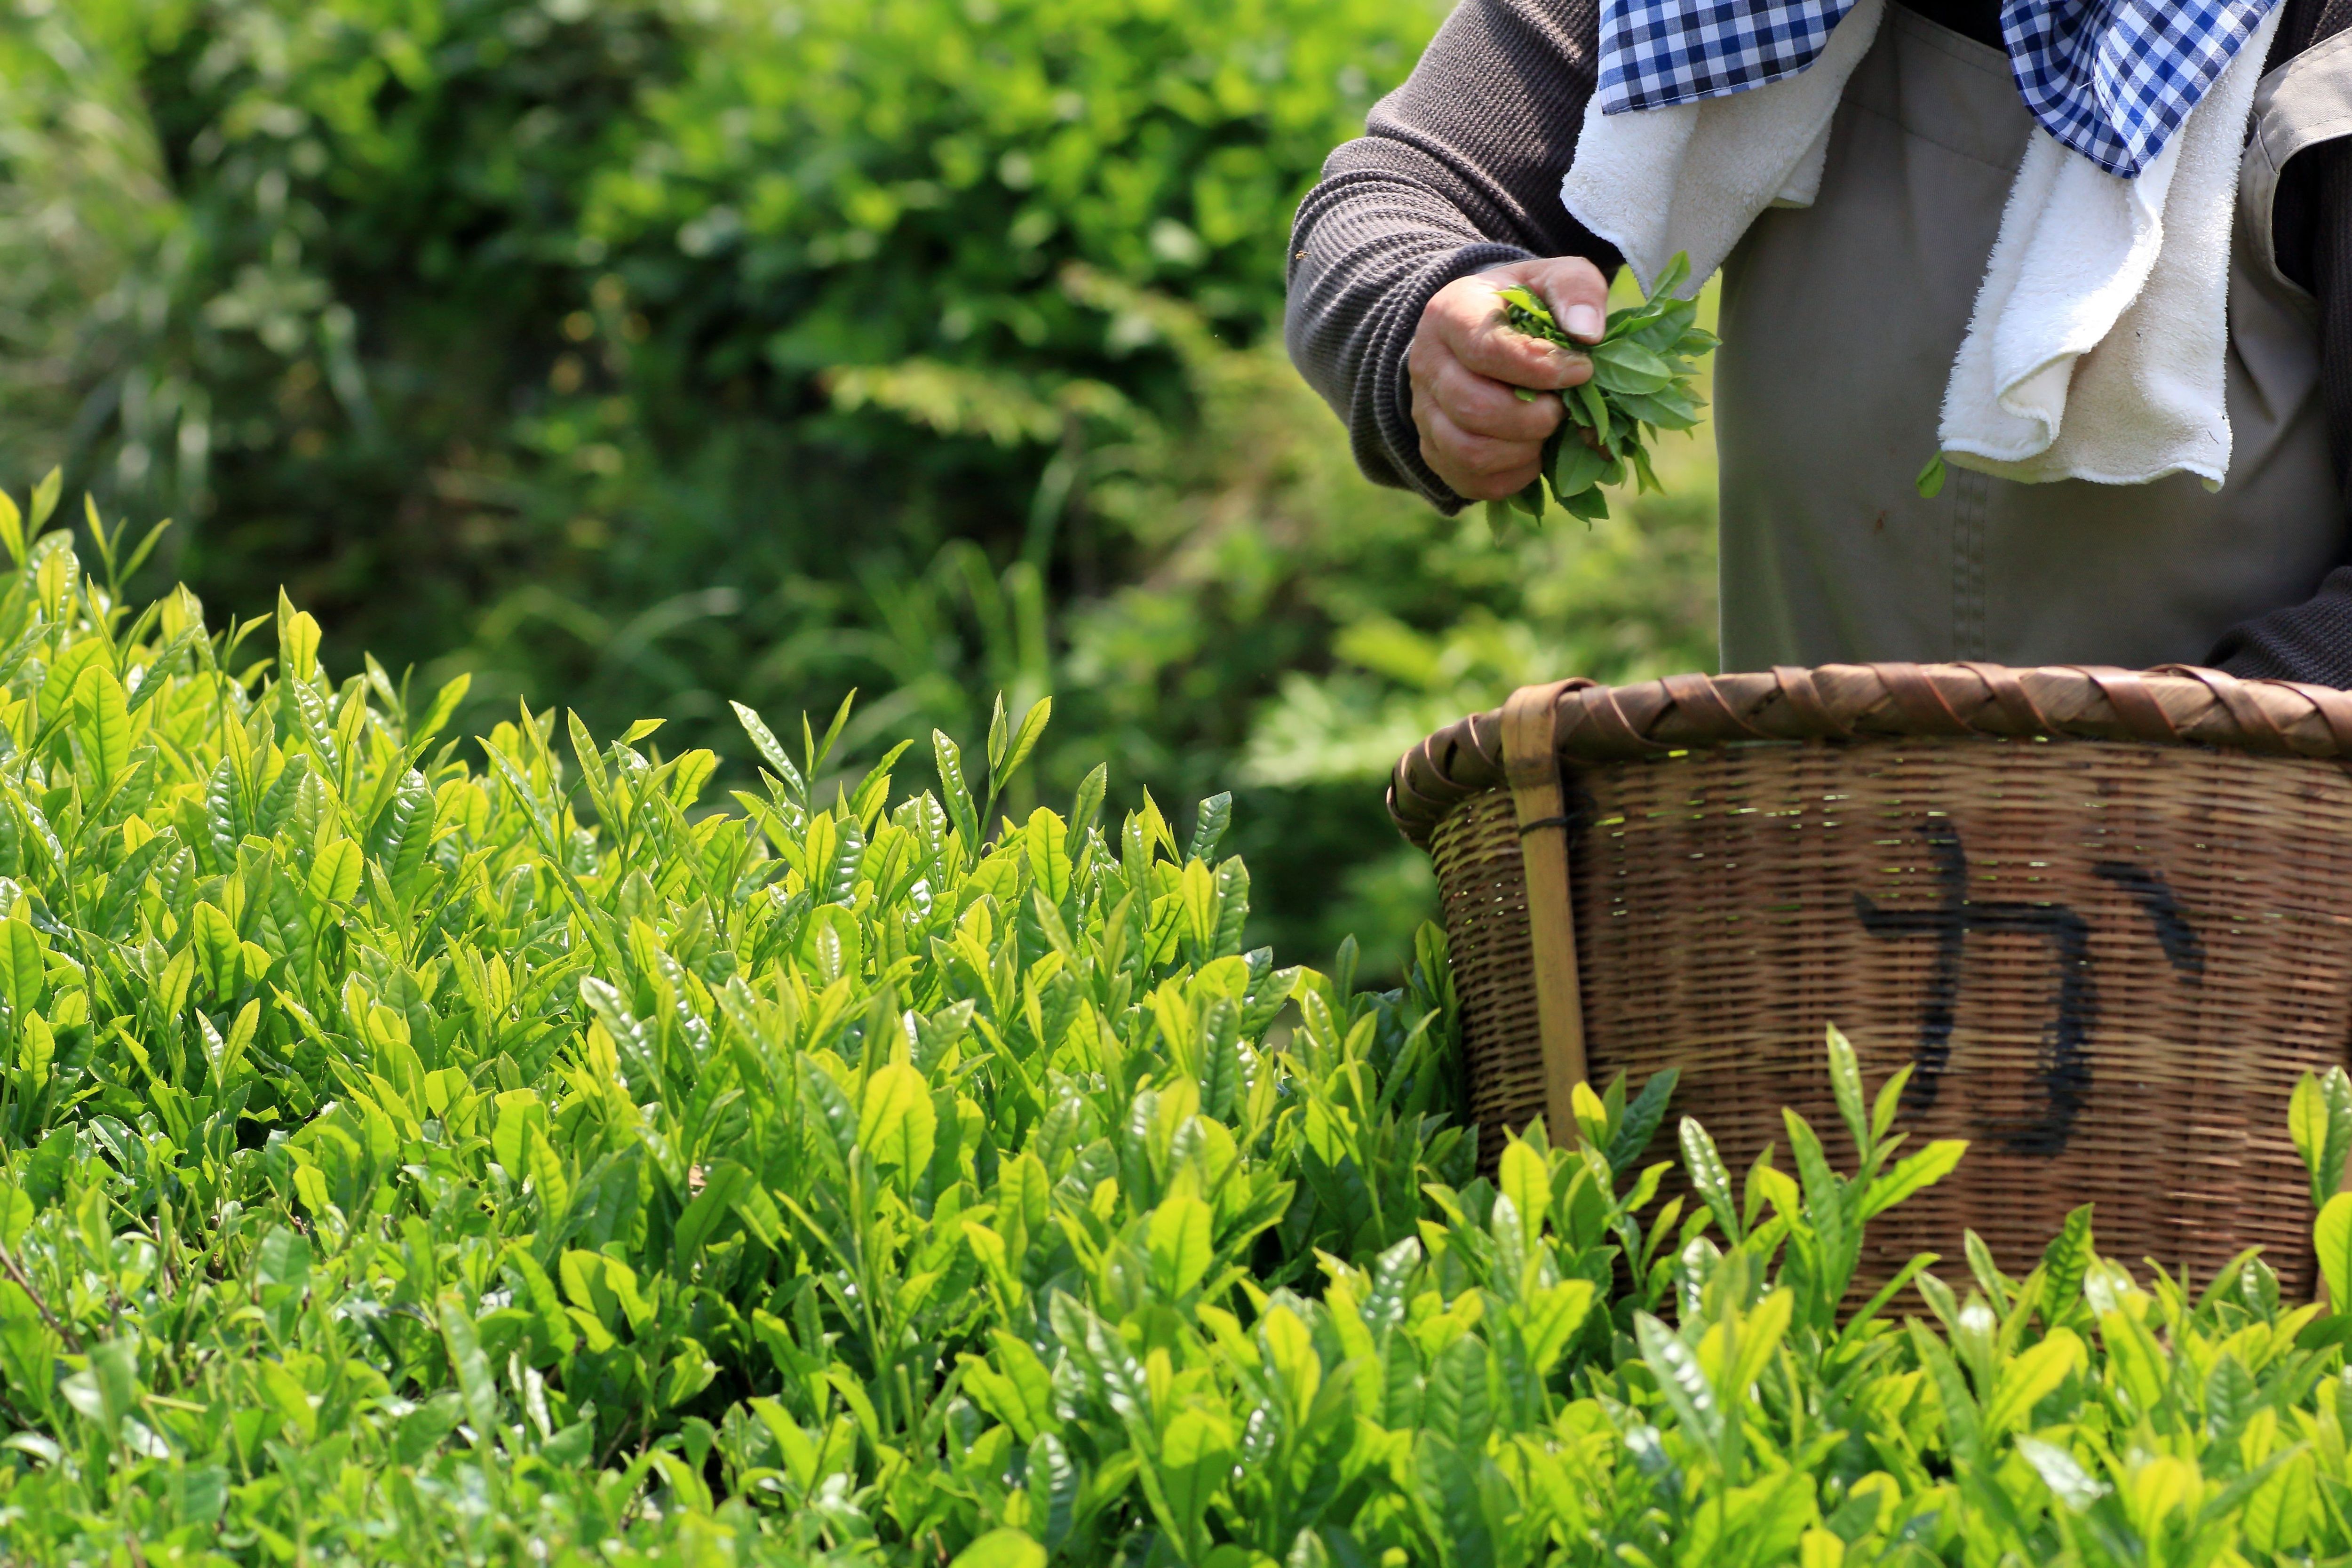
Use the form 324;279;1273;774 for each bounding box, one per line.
1408;256;1611;502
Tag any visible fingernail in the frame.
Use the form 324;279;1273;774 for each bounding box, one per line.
1564;304;1603;340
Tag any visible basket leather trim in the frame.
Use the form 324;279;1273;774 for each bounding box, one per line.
2080;667;2179;742
1389;661;2352;845
1956;660;2051;735
1771;665;1855;736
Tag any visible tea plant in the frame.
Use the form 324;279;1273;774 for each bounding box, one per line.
1490;252;1717;525
3;471;2352;1565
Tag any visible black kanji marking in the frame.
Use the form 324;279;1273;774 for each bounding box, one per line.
2092;861;2205;984
1852;820;2094;1156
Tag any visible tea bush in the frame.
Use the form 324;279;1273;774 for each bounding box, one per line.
9;480;2351;1568
0;0;1444;675
9;0;1674;978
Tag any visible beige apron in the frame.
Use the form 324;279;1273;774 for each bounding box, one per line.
1713;3;2344;671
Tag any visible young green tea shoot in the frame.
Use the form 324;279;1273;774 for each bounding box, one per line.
1486;252;1717;528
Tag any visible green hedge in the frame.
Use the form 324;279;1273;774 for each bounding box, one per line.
13;0;1673;978
5;481;2344;1568
4;0;1443;674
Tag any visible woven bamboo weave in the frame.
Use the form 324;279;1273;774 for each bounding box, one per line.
1391;663;2352;1296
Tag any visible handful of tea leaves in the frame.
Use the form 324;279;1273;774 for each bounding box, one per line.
1487;251;1715;525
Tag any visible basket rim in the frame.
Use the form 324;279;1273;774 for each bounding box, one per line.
1387;661;2352;847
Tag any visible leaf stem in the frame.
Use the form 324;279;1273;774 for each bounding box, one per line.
0;1236;79;1352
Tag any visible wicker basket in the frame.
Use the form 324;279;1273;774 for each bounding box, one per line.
1389;662;2352;1296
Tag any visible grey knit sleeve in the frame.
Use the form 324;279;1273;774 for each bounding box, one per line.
2209;565;2352;685
1283;0;1622;509
2208;0;2352;686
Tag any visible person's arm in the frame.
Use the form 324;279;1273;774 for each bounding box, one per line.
2208;567;2352;684
1284;0;1622;509
2210;3;2352;685
2209;117;2352;685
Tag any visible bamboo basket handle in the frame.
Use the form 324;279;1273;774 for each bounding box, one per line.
1501;681;1589;1136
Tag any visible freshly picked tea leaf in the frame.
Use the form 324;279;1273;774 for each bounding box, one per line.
1487;252;1717;526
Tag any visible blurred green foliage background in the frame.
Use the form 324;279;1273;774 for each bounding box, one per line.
0;0;1717;975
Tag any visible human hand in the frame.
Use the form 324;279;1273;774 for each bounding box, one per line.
1407;256;1611;502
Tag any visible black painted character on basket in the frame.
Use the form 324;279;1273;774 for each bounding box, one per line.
1853;821;2203;1156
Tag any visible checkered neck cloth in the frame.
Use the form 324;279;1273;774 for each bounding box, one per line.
1595;0;2280;178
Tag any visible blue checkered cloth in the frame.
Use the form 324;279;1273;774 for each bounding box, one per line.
1596;0;2280;178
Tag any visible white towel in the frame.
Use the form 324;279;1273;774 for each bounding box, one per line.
1558;0;2283;489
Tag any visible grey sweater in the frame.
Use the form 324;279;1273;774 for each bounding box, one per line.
1284;0;2352;684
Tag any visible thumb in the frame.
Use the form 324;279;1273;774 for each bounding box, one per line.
1519;256;1612;344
